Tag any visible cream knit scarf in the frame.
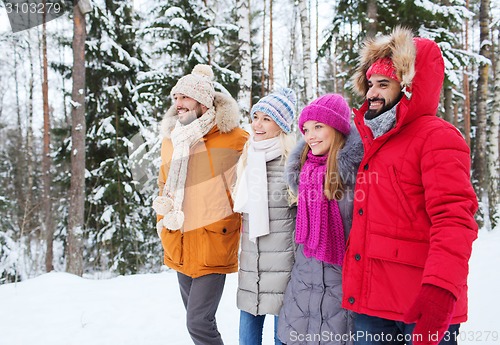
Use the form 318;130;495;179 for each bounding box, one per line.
153;107;216;232
233;136;282;242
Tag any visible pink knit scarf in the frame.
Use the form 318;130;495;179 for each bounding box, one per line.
295;151;346;266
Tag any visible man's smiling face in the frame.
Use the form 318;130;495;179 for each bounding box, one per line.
365;74;402;119
174;94;207;125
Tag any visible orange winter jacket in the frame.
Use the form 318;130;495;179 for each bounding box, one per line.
157;92;248;278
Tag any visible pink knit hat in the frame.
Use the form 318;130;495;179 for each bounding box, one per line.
298;94;351;135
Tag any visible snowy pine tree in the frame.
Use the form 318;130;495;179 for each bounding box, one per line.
141;0;243;114
320;0;476;102
85;0;159;275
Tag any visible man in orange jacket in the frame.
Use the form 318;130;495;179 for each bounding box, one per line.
153;64;248;344
342;27;478;345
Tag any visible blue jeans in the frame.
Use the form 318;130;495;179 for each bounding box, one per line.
239;310;283;345
354;313;460;345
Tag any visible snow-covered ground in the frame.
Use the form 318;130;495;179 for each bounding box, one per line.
0;229;499;345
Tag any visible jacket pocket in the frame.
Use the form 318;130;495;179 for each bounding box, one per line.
367;233;429;268
388;165;417;221
160;229;183;265
365;233;429;313
201;216;240;268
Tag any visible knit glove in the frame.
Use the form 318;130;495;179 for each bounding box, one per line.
156;219;164;238
403;284;456;345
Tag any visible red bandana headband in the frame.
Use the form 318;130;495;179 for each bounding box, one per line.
366;57;400;82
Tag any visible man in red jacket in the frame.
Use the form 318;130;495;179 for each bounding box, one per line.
342;27;478;345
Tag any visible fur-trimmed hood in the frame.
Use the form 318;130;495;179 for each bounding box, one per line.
352;27;445;128
160;91;240;139
284;125;364;195
353;27;416;97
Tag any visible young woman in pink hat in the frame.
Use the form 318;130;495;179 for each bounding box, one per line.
277;94;364;345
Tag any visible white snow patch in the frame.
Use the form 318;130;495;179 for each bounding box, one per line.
0;229;498;344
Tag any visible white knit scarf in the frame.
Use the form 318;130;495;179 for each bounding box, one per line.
153;107;216;232
233;136;282;242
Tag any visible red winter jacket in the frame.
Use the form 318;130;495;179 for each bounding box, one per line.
342;29;478;323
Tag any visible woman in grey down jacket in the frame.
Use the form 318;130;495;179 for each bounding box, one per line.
233;88;298;345
277;94;363;345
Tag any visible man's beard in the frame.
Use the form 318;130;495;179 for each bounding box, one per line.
365;94;402;120
177;105;204;125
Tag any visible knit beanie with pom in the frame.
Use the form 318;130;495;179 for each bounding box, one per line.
171;64;215;108
298;93;351;135
250;88;297;134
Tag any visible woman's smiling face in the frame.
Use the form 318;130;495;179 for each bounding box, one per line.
302;120;336;156
251;111;282;141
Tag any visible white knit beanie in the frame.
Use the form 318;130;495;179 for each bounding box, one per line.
171;64;215;108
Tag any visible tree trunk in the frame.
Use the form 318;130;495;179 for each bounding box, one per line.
298;0;313;103
42;1;54;272
67;2;87;276
473;0;491;227
488;28;500;229
261;0;266;98
315;0;319;96
463;0;471;147
237;0;252;121
268;0;273;91
463;75;471;146
332;50;338;94
454;102;459;128
366;0;377;38
17;35;36;283
203;0;212;65
26;36;35;234
58;34;69;125
288;3;298;88
13;42;26;231
443;86;453;123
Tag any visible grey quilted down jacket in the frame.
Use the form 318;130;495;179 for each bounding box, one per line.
237;156;297;316
278;126;363;345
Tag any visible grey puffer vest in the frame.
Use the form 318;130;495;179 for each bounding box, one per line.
237;156;297;316
278;126;363;345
